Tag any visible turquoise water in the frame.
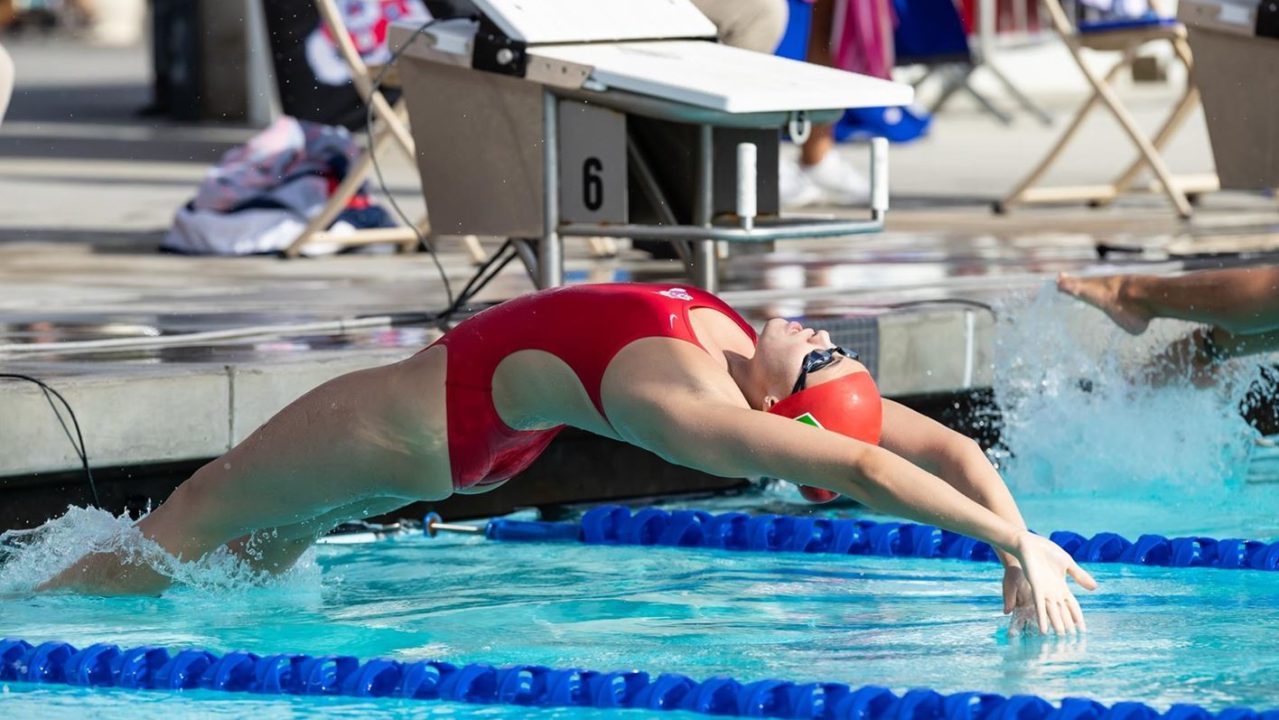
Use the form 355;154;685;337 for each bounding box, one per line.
3;516;1279;717
3;286;1279;716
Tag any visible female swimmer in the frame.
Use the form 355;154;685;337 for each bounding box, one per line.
45;283;1094;635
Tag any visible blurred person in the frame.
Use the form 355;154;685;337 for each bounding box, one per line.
781;0;894;207
690;0;789;53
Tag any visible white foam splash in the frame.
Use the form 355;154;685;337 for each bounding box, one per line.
989;283;1263;499
0;505;321;596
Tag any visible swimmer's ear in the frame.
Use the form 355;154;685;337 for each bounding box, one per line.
762;395;779;412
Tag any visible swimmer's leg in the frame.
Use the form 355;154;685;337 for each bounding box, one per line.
1059;267;1279;336
1057;273;1154;335
228;496;412;574
40;349;452;595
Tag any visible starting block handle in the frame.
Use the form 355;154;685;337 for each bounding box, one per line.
870;137;889;218
736;143;757;231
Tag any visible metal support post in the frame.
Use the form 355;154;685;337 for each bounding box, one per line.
691;124;717;292
539;89;564;288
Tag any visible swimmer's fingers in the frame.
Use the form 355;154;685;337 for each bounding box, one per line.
1045;597;1066;636
1057;599;1077;635
1066;594;1087;633
1035;595;1050;636
1001;565;1028;614
1067;561;1098;591
1007;607;1032;637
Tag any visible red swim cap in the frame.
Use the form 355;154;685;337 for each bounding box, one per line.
767;371;883;503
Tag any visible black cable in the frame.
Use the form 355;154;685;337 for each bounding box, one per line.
0;373;101;508
363;16;455;313
427;240;516;326
446;240;517;314
364;14;534;329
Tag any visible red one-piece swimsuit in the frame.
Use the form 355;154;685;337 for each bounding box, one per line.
428;283;757;490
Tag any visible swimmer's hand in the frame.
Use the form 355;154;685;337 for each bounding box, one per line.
1001;564;1038;636
1001;564;1032;615
1008;531;1096;636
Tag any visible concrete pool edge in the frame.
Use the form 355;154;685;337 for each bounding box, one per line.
0;305;1000;529
0;305;995;478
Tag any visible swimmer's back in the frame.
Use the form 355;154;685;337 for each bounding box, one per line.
434;283;755;415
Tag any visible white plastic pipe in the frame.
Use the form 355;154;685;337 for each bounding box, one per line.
736;142;757;231
870;137;889;216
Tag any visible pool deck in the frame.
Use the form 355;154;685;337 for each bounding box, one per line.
2;36;1279;525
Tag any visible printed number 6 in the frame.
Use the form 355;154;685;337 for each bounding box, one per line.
583;157;603;211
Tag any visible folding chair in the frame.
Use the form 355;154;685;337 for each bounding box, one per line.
996;0;1218;219
284;0;490;261
894;0;1051;126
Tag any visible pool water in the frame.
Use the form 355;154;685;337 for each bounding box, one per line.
3;287;1279;717
3;499;1279;718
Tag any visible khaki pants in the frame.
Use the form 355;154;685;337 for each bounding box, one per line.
0;42;12;125
689;0;788;53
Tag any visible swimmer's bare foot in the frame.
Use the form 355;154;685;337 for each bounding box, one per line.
1057;273;1152;335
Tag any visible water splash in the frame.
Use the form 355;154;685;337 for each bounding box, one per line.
0;505;320;596
988;283;1265;516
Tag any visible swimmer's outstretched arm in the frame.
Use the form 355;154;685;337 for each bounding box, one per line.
613;398;1096;635
878;400;1035;616
879;400;1025;534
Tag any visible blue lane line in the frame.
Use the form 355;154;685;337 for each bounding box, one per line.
3;637;1275;718
464;506;1279;571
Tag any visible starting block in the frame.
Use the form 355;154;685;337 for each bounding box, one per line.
390;0;913;290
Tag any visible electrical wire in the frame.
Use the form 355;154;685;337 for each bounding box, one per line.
362;14;536;328
0;374;100;508
438;239;518;321
362;16;455;317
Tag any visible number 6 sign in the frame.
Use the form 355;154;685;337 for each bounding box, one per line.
558;101;627;224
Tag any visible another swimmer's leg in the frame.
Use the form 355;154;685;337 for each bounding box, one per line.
1056;273;1155;335
1060;266;1279;336
41;351;452;595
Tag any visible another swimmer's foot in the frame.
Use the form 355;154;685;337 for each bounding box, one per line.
1057;273;1151;335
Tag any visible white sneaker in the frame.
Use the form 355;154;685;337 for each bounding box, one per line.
778;159;824;208
802;153;870;206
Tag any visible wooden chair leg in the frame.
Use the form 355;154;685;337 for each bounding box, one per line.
286;126;397;258
1101;39;1202;202
463;235;488;264
369;93;415;158
397;217;429;254
1101;84;1201;203
1083;49;1194;217
586;237;618;258
285;152;377;257
1000;56;1129;210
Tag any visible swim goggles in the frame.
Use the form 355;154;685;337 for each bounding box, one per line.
792;345;858;395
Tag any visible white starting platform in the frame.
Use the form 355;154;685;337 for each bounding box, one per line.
389;0;914;291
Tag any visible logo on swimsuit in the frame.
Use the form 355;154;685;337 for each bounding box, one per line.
659;287;694;301
793;412;823;428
